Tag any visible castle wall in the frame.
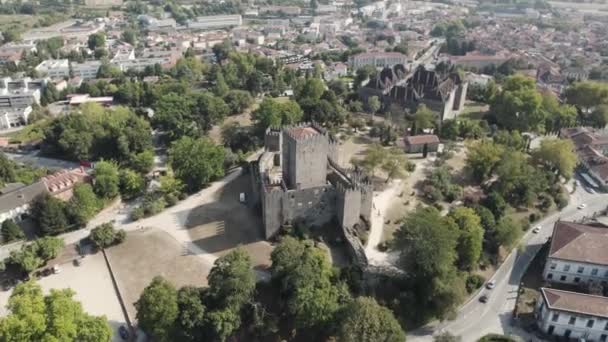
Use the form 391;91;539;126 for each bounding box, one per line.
336;185;362;229
359;183;373;223
452;82;468;112
262;187;283;239
265;128;282;152
281;184;336;228
248;162;261;208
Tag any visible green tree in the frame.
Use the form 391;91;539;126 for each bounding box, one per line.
31;194;69;235
270;237;347;328
295;77;325;101
381;147;410;182
173;287;206;342
491;75;544;131
338;297;405;342
129;150;155;174
367;96;381;115
223;90;253;115
393;206;466;321
169;137;225;191
207;249;255;310
1;219;24;243
87;33;106;50
448;207;484;270
251;98;303;132
119;169;145;200
495;217;522;249
565;81;608;113
194;92;230;130
354;144;387;176
135;276;178;342
0;281;112;341
466;140;504;182
93;161;120;199
412;104;436;134
0;152;16;186
590;104;608;128
532;138;577;179
67;183;100;227
121;29;137;45
89;223;125;249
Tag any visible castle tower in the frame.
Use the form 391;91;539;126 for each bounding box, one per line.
282;124;328;190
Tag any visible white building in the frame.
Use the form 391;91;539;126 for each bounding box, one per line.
349;52;408;70
0;106;31;129
536;287;608;341
0;182;47;223
187;15;242;31
0;78;41;109
542;221;608;286
35;59;70;78
36;59;101;80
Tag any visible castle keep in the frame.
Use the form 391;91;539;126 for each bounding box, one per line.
249;123;373;240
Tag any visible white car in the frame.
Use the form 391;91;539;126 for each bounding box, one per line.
52;265;61;274
532;226;541;234
578;203;587;210
485;280;496;289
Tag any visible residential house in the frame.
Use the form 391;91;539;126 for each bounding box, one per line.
536;287;608;341
404;134;440;154
542;221;608;285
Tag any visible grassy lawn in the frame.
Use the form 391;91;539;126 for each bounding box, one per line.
460;101;489;121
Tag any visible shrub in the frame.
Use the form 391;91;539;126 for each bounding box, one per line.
555;194;568;209
528;213;539;223
405;161;416;172
131;207;145;221
433;203;444;211
466;274;485;293
89;223;126;249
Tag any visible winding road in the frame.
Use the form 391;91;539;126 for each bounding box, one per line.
406;182;608;341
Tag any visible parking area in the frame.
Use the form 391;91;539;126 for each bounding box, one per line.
0;250;126;342
106;228;212;320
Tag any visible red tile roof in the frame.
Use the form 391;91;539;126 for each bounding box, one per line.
548;221;608;265
541;288;608;318
288;126;319;139
404;134;440;146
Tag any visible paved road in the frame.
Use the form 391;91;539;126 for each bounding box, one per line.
408;183;608;341
5;151;80;170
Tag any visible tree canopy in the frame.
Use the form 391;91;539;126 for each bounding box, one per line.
337;297;405;342
0;281;112;342
169;136;225;192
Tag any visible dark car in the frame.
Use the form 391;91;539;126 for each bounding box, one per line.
479;294;489;303
118;326;129;340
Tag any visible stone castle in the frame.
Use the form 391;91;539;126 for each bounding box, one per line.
249;123;373;243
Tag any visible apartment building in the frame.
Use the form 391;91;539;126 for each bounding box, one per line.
36;59;101;80
0;78;42;110
349;52;408;70
187;15;242;31
542;221;608;286
0;107;31;129
536;288;608;341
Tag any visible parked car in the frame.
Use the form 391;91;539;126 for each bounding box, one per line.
52;265;61;274
479;294;489;303
578;203;587;210
118;326;129;340
532;226;541;234
485;281;496;289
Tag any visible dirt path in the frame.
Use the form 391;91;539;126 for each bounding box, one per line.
365;180;401;266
